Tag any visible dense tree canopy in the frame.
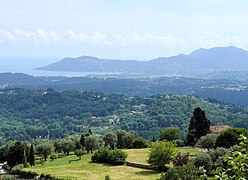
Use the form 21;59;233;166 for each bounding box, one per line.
0;89;248;145
187;107;210;145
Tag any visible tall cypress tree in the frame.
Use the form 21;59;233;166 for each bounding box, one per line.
29;144;35;166
187;107;210;145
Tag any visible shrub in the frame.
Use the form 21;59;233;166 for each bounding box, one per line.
2;175;16;180
91;147;110;163
160;163;200;180
105;175;111;180
40;173;56;179
195;133;218;149
215;128;248;148
148;141;176;171
173;139;184;147
50;153;58;161
194;154;213;174
132;137;148;148
172;152;190;166
107;149;127;165
11;164;38;179
208;147;229;169
74;149;85;160
208;147;229;162
91;148;127;165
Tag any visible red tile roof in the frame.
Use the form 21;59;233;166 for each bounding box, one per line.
210;125;230;133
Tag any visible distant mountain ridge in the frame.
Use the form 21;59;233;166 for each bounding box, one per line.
37;46;248;75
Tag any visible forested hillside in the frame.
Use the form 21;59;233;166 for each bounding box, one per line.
0;88;248;145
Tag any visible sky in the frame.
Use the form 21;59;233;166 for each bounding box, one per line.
1;0;248;60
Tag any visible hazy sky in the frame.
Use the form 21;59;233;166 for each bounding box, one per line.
1;0;248;60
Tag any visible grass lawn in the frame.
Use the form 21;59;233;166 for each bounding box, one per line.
24;153;161;180
124;147;205;165
24;147;204;180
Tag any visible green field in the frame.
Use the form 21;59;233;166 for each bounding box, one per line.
24;147;203;180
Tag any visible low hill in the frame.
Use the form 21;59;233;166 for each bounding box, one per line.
37;46;248;75
0;89;248;144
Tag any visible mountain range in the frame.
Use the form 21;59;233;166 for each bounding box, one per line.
37;46;248;75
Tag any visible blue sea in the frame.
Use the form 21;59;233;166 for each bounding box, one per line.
0;57;117;77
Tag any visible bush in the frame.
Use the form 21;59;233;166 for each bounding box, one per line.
132;137;148;148
40;173;56;179
160;163;200;180
208;147;229;169
215;128;248;148
173;139;184;147
11;164;38;179
91;147;110;163
91;148;127;165
195;133;218;149
105;175;111;180
193;154;213;174
208;147;229;162
74;149;85;160
148;141;176;171
172;152;190;166
2;175;16;180
50;153;58;161
11;164;25;175
107;149;127;165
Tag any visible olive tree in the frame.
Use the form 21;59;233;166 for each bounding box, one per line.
148;141;177;171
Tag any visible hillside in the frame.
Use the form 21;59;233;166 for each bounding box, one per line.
0;89;248;145
37;46;248;75
1;73;248;106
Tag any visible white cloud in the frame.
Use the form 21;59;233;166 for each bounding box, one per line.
0;28;61;44
1;28;248;52
0;30;17;42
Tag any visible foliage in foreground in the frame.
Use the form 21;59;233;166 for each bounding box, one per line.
147;141;176;171
215;135;248;179
194;154;213;175
172;152;190;167
159;163;206;180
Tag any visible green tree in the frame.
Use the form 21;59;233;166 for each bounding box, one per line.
80;130;91;148
85;135;98;153
147;141;177;171
115;130;126;149
29;144;35;166
215;127;248;148
103;133;117;150
187;107;210;146
133;137;148;148
6;141;28;168
74;149;85;160
122;131;137;149
36;142;54;161
61;139;76;156
159;127;180;142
